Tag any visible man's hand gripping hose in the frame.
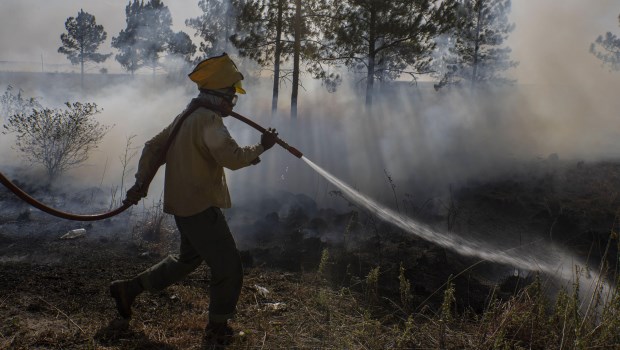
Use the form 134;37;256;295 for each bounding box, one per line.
0;101;303;221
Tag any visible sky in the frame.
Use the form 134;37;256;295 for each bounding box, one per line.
0;0;618;83
0;0;201;73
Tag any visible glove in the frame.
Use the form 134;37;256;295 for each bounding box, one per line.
261;128;278;151
123;181;147;206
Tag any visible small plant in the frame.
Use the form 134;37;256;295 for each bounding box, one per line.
107;134;139;209
343;211;357;249
399;262;412;310
141;197;166;242
318;248;329;278
131;196;176;256
365;266;380;303
570;266;583;348
118;134;139;205
439;276;455;349
0;85;41;122
316;288;330;310
440;276;455;324
396;315;416;348
597;277;620;345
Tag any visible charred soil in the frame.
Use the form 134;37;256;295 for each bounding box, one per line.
1;159;620;349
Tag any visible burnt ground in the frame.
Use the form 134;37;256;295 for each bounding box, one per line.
0;158;619;349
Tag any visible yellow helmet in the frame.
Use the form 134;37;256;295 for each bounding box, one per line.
188;53;246;94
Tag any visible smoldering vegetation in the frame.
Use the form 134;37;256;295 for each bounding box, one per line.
2;59;620;350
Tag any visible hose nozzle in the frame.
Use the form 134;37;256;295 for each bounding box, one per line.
275;138;303;158
286;146;303;158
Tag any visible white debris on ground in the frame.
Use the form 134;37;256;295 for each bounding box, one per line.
264;302;287;311
253;284;270;298
60;228;86;240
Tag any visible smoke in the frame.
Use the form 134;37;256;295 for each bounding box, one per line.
509;0;618;83
5;69;618;210
1;1;619;246
223;70;620;210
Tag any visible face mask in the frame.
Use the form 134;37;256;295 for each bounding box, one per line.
202;89;237;108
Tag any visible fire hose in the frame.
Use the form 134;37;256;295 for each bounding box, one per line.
0;101;303;221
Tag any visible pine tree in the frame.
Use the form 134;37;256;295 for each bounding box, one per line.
168;31;197;63
58;9;111;88
112;0;145;75
112;0;187;75
141;0;175;75
232;0;322;117
590;13;620;72
318;0;456;107
186;0;239;58
435;0;517;89
165;31;197;79
232;0;291;115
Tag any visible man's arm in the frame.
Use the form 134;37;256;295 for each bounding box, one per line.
124;125;172;205
204;116;267;170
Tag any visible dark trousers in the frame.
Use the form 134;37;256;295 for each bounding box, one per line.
137;207;243;322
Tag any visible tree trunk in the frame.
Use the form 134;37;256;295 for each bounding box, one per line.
80;59;84;90
365;6;377;108
471;0;484;88
291;0;301;119
80;48;84;90
79;11;85;90
131;53;136;78
272;0;284;116
224;1;231;52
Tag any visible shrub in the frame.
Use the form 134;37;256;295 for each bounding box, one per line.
3;102;110;180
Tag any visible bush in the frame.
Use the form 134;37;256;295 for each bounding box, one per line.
3;102;110;180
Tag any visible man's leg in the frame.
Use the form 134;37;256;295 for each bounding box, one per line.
174;207;243;324
110;226;203;318
136;233;204;291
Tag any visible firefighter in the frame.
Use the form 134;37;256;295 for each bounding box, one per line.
109;53;278;346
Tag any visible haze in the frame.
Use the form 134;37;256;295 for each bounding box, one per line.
1;0;619;209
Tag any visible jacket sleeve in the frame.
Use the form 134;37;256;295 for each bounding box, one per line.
204;116;264;170
134;124;173;187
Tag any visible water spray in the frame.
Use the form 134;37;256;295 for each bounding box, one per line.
302;157;613;304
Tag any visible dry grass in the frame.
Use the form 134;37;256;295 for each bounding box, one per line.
2;160;620;349
2;250;619;349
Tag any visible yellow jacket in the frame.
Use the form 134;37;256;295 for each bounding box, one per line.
135;95;264;217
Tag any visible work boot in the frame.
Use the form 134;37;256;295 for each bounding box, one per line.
109;278;143;319
204;321;234;348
